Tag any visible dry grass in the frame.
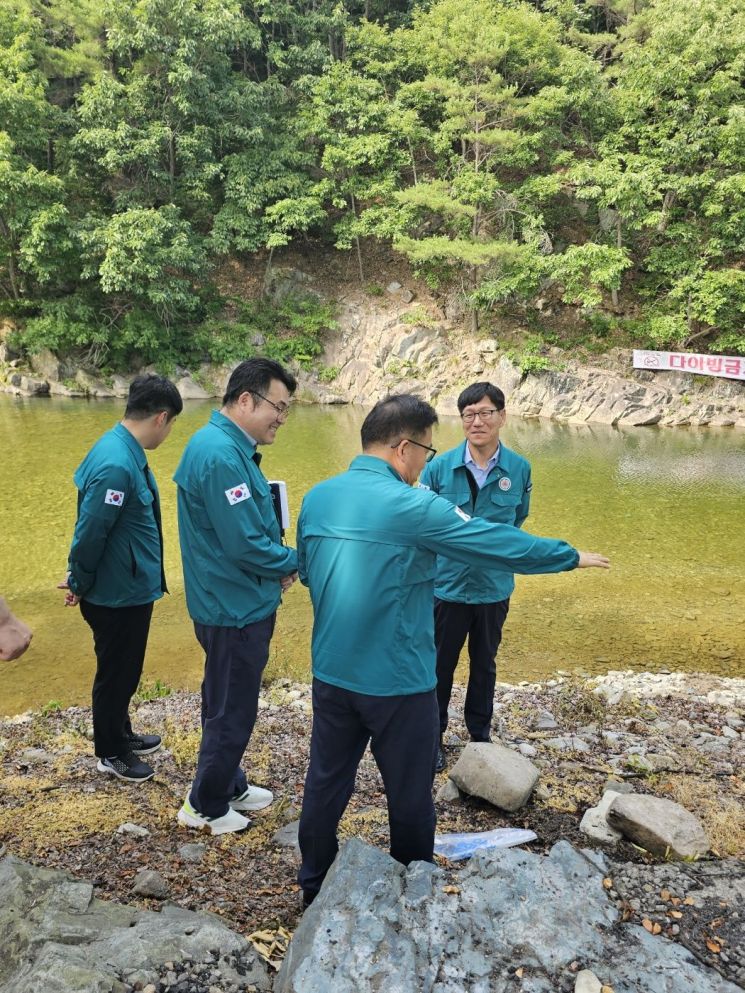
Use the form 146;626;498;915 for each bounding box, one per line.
0;789;141;853
657;774;745;858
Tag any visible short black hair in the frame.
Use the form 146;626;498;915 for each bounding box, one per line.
125;374;183;420
457;381;505;413
361;394;438;448
223;357;297;406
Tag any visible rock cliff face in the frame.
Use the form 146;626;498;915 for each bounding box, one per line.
2;284;744;428
294;293;745;429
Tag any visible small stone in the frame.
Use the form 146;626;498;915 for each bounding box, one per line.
574;970;602;993
518;743;537;758
178;843;207;862
535;712;558;731
273;820;300;849
721;726;738;739
131;868;170;899
117;822;150;837
436;778;461;803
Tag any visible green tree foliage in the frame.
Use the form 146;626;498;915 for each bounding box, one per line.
0;0;743;366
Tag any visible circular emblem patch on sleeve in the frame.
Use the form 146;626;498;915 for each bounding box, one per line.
498;477;512;491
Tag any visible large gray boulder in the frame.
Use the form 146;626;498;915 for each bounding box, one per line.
276;838;739;993
0;857;270;993
176;375;213;400
30;347;62;381
449;741;539;811
607;794;710;858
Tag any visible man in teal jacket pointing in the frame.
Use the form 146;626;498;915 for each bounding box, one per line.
296;394;609;905
175;358;298;836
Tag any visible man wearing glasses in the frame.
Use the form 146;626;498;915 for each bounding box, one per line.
174;358;298;835
296;394;609;906
420;382;529;770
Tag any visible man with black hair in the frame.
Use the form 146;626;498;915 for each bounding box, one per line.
420;381;529;769
175;358;299;836
62;373;183;782
296;393;609;905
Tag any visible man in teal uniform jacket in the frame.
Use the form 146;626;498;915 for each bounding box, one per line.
420;381;530;769
296;394;609;904
64;374;183;782
175;358;298;836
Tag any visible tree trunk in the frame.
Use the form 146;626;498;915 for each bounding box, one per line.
169;133;176;192
0;213;20;301
350;194;363;282
611;216;622;309
262;247;275;298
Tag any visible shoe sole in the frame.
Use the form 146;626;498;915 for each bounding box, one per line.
177;808;250;836
130;743;161;755
96;760;154;783
229;796;273;812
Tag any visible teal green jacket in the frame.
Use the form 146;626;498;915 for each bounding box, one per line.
174;410;297;627
297;455;578;697
419;441;532;603
68;423;164;607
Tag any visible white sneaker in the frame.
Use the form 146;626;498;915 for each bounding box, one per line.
177;795;250;835
230;784;274;812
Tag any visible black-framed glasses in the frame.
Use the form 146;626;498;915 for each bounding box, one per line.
461;407;503;423
391;438;438;463
251;391;292;420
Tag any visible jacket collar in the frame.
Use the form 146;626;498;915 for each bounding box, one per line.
210;410;258;459
114;422;146;469
349;454;404;483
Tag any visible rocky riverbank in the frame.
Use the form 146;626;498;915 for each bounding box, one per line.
2;270;745;429
0;671;743;991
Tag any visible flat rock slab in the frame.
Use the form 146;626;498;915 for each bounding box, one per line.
0;857;271;993
277;839;740;993
608;794;710;858
449;742;539;811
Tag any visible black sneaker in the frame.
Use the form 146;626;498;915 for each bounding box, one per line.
127;732;162;755
302;891;316;910
97;751;155;782
435;745;446;773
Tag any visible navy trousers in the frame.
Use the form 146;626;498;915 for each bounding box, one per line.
80;600;153;758
298;678;439;899
434;597;510;742
190;613;275;818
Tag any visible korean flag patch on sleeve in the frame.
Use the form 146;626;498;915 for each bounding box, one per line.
105;489;125;506
225;482;251;505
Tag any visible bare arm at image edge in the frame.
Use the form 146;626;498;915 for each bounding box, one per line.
0;595;33;661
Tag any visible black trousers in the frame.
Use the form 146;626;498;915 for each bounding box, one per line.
298;678;439;900
434;597;510;742
80;599;154;758
189;613;275;818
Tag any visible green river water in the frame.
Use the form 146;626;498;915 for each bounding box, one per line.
1;395;743;716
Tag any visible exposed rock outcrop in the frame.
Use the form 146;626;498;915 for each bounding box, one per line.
0;856;270;993
276;838;740;993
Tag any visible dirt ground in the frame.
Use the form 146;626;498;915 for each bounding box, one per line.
0;676;742;986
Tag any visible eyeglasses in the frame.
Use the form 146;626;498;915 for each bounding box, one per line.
391;438;438;463
461;407;503;424
251;391;292;420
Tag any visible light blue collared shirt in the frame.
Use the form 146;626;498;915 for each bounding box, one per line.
464;443;500;489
